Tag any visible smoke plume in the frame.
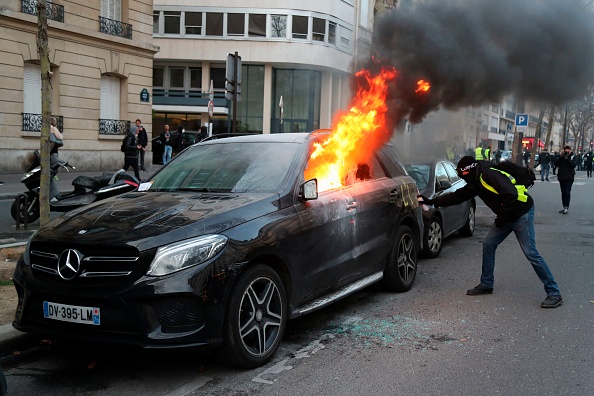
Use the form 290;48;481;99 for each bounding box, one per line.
367;0;594;125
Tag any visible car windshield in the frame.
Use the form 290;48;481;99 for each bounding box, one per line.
148;141;300;193
405;164;431;190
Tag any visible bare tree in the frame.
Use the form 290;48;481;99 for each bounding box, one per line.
270;15;286;38
566;85;594;152
37;0;52;226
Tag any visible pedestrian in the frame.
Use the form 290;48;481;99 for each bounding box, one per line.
523;150;531;167
552;151;560;175
159;124;173;165
494;149;502;164
574;151;583;171
418;156;563;308
554;145;576;214
122;125;141;181
172;126;185;156
50;116;64;180
537;147;551;181
584;150;593;177
135;119;148;171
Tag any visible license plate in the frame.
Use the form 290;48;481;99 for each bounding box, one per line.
43;301;100;325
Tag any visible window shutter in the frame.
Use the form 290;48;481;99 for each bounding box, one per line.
100;75;120;120
23;64;42;114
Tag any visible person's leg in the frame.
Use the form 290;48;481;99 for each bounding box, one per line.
140;149;146;170
559;180;570;211
512;206;561;297
544;164;550;180
132;160;140;180
122;157;131;172
165;145;172;163
480;223;513;288
162;147;167;165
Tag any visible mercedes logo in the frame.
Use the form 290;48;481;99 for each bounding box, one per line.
57;249;83;280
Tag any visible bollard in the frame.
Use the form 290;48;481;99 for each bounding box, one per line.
15;193;29;231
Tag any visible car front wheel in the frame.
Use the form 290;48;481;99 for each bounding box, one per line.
423;217;443;258
220;264;287;369
459;205;475;237
382;225;418;292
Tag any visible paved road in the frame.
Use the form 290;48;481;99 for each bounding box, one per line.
1;174;593;395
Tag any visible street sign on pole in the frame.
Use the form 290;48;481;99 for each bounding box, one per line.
515;114;528;133
208;79;214;117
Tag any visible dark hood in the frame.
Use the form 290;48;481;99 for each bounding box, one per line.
36;191;280;251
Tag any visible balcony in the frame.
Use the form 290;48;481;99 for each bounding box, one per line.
503;110;516;120
152;90;229;108
22;113;64;132
21;0;64;23
99;119;130;136
99;16;132;39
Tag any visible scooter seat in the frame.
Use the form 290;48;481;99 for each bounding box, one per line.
72;173;114;190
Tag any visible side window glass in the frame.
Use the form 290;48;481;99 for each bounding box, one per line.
344;156;387;186
435;163;449;188
444;162;460;183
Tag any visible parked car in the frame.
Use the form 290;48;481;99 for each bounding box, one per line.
405;159;475;258
13;131;423;369
151;130;204;165
499;150;512;162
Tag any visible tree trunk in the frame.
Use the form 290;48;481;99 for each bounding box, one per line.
529;107;545;168
37;0;52;226
544;106;555;153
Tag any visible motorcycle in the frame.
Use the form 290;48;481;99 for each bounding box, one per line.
11;150;139;224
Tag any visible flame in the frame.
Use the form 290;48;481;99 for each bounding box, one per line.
305;69;430;192
416;79;431;93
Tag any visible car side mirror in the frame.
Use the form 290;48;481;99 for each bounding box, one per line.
299;179;318;201
437;180;452;191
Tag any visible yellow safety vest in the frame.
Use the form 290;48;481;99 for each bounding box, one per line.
480;168;528;203
475;147;484;160
484;148;491;160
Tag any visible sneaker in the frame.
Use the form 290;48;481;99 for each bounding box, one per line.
54;176;59;181
559;208;568;214
467;284;493;295
541;295;563;308
0;180;4;185
545;178;549;181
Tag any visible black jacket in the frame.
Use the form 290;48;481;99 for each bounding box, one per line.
432;160;533;224
538;151;551;165
137;126;148;147
554;153;576;181
123;132;138;158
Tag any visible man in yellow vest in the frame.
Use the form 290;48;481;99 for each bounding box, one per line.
484;145;492;161
418;156;562;308
475;143;484;160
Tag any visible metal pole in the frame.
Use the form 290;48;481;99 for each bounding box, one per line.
232;51;238;133
562;105;568;148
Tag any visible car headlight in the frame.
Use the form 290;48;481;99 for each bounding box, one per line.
146;235;228;276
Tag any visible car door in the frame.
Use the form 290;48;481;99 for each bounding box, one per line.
434;162;462;235
443;161;469;230
350;155;411;276
296;185;359;299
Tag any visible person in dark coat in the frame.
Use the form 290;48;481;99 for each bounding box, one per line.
554;145;576;214
418;156;562;308
135;119;148;171
584;150;593;177
122;125;141;181
172;126;185;156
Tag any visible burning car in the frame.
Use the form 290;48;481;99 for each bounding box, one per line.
12;131;423;368
405;159;475;258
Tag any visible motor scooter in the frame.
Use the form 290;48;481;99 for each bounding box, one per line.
11;150;139;224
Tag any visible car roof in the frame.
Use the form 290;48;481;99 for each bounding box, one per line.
199;131;333;145
405;158;453;166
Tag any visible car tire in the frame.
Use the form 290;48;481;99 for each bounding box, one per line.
459;204;475;237
422;217;443;259
220;264;287;369
381;225;418;292
10;192;40;224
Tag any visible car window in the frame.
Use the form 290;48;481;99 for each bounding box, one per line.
404;164;430;190
443;162;460;183
148;141;300;193
343;155;387;186
435;163;449;187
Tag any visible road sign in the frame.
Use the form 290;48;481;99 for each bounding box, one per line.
515;114;528;133
208;100;214;117
225;52;242;102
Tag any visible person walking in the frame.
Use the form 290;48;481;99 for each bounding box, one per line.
554;145;576;214
523;150;531;167
159;124;173;165
552;151;560;175
418;156;562;308
584;150;593;177
538;147;551;181
135;119;148;171
122;125;141;181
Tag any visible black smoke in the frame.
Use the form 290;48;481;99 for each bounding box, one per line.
367;0;594;125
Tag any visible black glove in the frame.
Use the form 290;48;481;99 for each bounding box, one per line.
417;195;434;206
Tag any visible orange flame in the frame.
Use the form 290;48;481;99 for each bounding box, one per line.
305;69;430;192
416;79;431;93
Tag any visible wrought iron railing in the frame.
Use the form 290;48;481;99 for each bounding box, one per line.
99;119;130;136
21;0;65;23
99;16;132;39
22;113;64;132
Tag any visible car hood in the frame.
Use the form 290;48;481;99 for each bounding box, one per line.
36;191;280;251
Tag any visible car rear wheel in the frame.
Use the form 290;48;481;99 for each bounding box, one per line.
220;264;287;369
10;192;40;224
381;225;418;292
422;217;443;259
459;205;475;237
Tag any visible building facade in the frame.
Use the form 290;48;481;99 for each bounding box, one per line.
150;1;375;139
0;0;158;173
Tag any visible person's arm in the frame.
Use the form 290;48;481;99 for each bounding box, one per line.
423;184;477;208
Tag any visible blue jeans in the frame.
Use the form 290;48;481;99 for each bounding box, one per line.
540;163;550;180
162;145;172;165
481;206;560;296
